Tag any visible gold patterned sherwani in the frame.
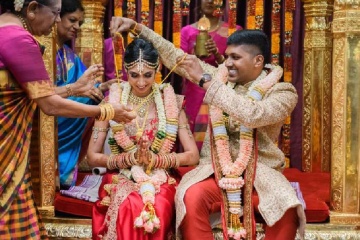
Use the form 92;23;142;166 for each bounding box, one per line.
139;26;306;238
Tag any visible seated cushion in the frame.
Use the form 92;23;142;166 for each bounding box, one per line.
55;192;93;218
54;172;93;218
55;168;330;223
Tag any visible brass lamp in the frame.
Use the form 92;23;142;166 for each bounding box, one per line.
195;15;211;58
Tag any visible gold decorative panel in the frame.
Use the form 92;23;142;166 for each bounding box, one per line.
302;0;333;172
331;1;360;224
75;0;108;68
32;33;57;217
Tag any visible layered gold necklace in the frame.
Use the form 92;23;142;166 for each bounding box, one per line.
128;91;154;118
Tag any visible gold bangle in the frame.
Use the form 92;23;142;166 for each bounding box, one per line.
130;22;137;32
129;22;139;37
178;124;188;129
65;84;73;97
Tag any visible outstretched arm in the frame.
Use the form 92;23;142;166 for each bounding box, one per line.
110;17;217;81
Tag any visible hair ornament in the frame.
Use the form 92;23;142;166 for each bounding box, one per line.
14;0;25;12
124;48;159;73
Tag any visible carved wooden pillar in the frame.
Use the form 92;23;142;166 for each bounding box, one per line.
302;0;333;172
31;34;57;217
331;0;360;225
75;0;108;68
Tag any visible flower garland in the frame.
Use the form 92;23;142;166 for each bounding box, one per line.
140;0;150;27
173;0;182;48
228;0;237;35
282;0;296;167
210;64;283;240
271;0;281;65
127;0;136;44
154;0;163;84
246;0;264;30
113;0;124;80
108;82;179;234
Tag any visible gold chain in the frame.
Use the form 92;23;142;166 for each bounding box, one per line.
16;14;29;31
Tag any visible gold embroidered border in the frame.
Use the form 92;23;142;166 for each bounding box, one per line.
24;80;55;99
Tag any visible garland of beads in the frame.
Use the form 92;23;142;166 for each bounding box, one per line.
210;64;283;240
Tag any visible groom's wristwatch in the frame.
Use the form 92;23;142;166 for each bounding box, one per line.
198;73;212;88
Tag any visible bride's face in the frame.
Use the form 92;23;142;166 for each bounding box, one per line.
127;64;156;97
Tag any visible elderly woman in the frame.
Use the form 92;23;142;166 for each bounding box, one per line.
87;38;199;240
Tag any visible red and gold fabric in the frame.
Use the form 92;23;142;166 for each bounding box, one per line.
0;26;55;239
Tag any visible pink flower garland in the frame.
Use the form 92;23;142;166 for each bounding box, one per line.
210;64;283;240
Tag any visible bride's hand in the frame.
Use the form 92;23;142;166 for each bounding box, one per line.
136;136;150;165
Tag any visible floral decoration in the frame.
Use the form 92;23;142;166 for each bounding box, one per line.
210;64;283;239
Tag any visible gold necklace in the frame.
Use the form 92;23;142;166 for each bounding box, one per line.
16;14;29;31
135;105;150;141
56;46;68;83
128;91;154;117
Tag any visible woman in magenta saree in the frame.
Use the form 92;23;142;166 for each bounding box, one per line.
0;25;55;239
87;38;199;240
180;0;241;150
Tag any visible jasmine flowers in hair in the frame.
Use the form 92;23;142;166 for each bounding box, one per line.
14;0;25;11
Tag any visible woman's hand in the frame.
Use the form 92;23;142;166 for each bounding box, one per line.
110;17;137;36
205;37;218;55
135;136;151;165
72;64;104;102
99;75;123;93
111;103;136;123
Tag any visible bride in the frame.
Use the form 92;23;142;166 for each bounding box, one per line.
87;38;199;240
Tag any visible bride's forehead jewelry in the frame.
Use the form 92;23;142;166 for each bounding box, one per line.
124;49;159;73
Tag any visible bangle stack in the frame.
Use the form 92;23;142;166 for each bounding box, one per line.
96;103;115;121
153;152;179;169
107;151;138;170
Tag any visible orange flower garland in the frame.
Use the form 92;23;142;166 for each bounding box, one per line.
173;0;182;48
140;0;150;27
154;0;163;83
247;0;264;30
127;0;136;44
271;0;281;65
113;0;124;79
228;0;237;35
